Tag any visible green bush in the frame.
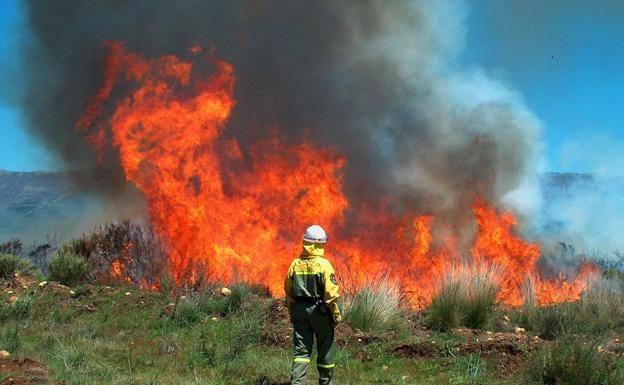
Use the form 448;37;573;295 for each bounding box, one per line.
0;297;32;321
0;254;20;278
344;278;403;333
47;250;90;286
0;254;36;279
528;337;624;385
426;264;501;331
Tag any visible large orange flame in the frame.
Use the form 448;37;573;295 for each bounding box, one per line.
78;43;595;306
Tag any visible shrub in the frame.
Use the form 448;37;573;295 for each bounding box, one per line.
426;264;501;331
528;337;624;385
64;221;169;287
0;297;32;321
0;254;21;278
426;280;462;331
344;277;403;333
47;250;90;286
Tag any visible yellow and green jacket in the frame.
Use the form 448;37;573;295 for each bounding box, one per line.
284;242;342;323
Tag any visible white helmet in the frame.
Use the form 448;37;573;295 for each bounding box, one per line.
303;225;327;243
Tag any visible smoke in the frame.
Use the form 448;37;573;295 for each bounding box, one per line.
531;134;624;257
18;1;540;230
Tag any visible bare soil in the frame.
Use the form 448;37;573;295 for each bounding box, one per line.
393;329;544;377
0;357;51;385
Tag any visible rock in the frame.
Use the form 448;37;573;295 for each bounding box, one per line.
514;327;526;334
39;281;48;287
220;287;232;296
0;350;10;357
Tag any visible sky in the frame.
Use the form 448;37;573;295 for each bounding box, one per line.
0;0;622;174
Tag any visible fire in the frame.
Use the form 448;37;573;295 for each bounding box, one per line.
78;43;593;306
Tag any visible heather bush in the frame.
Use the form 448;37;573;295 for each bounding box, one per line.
0;254;21;278
0;254;37;279
426;264;501;331
47;250;90;286
344;277;403;333
528;337;624;385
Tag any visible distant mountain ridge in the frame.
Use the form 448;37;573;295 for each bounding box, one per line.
0;170;621;246
0;169;97;244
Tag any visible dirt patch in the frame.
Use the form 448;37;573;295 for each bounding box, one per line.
393;342;442;358
393;329;544;377
0;357;51;385
260;300;292;347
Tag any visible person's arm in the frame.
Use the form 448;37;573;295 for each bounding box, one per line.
284;260;296;318
322;260;342;324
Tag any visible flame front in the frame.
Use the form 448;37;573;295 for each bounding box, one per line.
78;44;594;305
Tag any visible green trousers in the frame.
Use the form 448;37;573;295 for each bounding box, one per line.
291;300;336;385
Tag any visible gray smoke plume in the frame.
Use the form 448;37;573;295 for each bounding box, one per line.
18;0;540;235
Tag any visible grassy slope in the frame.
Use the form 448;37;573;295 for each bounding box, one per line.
0;279;530;385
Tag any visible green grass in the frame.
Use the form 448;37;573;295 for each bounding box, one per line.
426;264;501;331
518;277;624;339
528;337;624;385
344;278;405;333
0;277;535;385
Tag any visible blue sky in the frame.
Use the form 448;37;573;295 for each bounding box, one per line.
0;0;622;174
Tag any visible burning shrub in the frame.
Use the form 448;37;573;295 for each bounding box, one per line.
344;277;404;333
426;264;502;331
47;250;90;286
519;277;624;339
528;337;624;385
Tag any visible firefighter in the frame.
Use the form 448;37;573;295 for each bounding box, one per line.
284;225;342;385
